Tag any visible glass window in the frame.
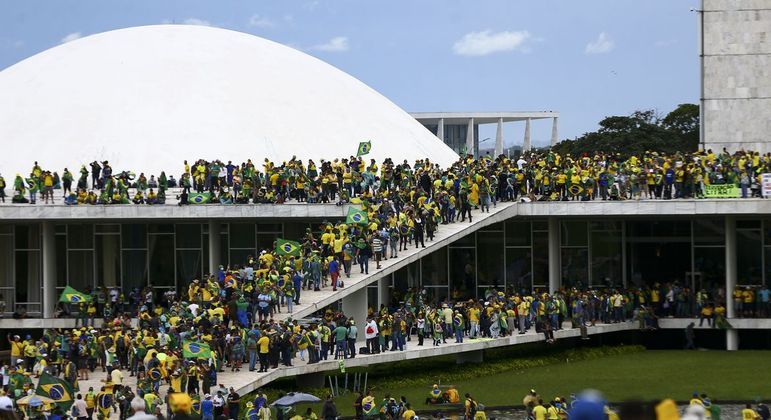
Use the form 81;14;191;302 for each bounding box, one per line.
532;220;548;231
480;222;503;232
737;229;762;285
148;224;174;234
591;230;622;286
590;221;621;231
95;224;120;234
394;262;420;292
367;286;378;311
424;286;448;304
15;250;40;304
56;235;67;288
256;234;277;253
67;224;93;249
67;250;94;291
284;222;312;243
177;250;202;285
230;249;253;267
505;247;532;292
175;224;201;249
533;234;549;287
477;231;504;288
561;248;589;288
15;224;40;250
149;235;175;287
0;235;13;288
122;250;147;292
561;221;588;247
449;248;475;299
451;232;475;248
694;247;725;291
257;223;283;233
693;219;725;245
229;223;255;249
95;235;120;288
628;221;690;238
737;220;761;229
421;246;448;286
505;221;531;247
0;225;12;234
122;224;147;249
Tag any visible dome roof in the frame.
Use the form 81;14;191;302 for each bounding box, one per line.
0;25;457;178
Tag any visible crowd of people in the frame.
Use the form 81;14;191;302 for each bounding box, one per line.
0;148;768;205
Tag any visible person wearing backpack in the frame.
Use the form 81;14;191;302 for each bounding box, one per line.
464;393;479;420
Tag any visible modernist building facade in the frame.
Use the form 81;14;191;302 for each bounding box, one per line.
0;200;767;323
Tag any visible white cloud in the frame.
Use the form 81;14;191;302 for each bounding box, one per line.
655;39;678;48
249;14;275;28
585;32;614;54
311;36;349;52
60;32;82;44
303;0;320;11
182;18;211;26
452;30;531;56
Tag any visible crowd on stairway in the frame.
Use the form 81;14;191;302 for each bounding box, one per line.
0;147;768;205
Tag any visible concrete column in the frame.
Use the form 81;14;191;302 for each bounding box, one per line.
209;220;221;273
436;118;445;142
523;118;532;151
725;215;738;350
465;118;475;157
377;276;390;309
550;117;559;147
42;221;56;318
494;117;504;156
547;218;560;293
342;287;368;342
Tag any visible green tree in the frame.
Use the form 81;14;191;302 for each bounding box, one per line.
551;104;699;158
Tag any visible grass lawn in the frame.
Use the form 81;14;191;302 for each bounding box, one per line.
281;350;771;417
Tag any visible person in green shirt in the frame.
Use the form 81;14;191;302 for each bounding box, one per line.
332;324;348;359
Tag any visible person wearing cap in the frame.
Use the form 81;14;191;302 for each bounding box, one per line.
200;394;214;420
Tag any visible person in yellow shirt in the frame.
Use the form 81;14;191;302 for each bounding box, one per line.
532;400;548;420
401;403;416;420
257;334;270;373
742;404;760;420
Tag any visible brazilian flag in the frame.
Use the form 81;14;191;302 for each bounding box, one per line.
58;286;92;304
346;207;369;225
26;178;39;193
36;372;74;409
356;141;371;157
276;239;301;257
189;192;212;205
182;341;212;359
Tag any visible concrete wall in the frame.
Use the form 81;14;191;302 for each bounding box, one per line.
703;0;771;152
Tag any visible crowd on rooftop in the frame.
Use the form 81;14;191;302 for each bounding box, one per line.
0;148;769;206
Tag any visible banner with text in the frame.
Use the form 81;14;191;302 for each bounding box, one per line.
704;184;741;198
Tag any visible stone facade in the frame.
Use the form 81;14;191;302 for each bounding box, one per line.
703;0;771;153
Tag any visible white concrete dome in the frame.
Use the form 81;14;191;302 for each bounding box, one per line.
0;25;458;178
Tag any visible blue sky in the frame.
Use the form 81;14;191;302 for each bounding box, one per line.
0;0;700;148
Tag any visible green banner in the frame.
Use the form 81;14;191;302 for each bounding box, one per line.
704;184;740;198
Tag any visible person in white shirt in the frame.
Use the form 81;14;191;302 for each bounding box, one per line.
364;318;379;354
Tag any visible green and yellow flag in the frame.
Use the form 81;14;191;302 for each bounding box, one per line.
346;207;369;225
276;239;301;257
58;286;92;304
356;141;372;157
189;192;212;204
182;341;212;359
36;372;74;409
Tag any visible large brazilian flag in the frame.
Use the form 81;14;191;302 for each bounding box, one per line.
346;207;369;225
356;141;371;157
189;192;212;204
182;341;212;359
58;286;92;304
36;372;74;409
276;239;301;257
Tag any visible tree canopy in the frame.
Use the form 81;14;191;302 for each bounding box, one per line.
551;104;699;158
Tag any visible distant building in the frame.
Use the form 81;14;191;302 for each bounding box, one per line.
411;112;559;157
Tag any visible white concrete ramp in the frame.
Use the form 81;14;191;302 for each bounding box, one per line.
277;202;518;321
